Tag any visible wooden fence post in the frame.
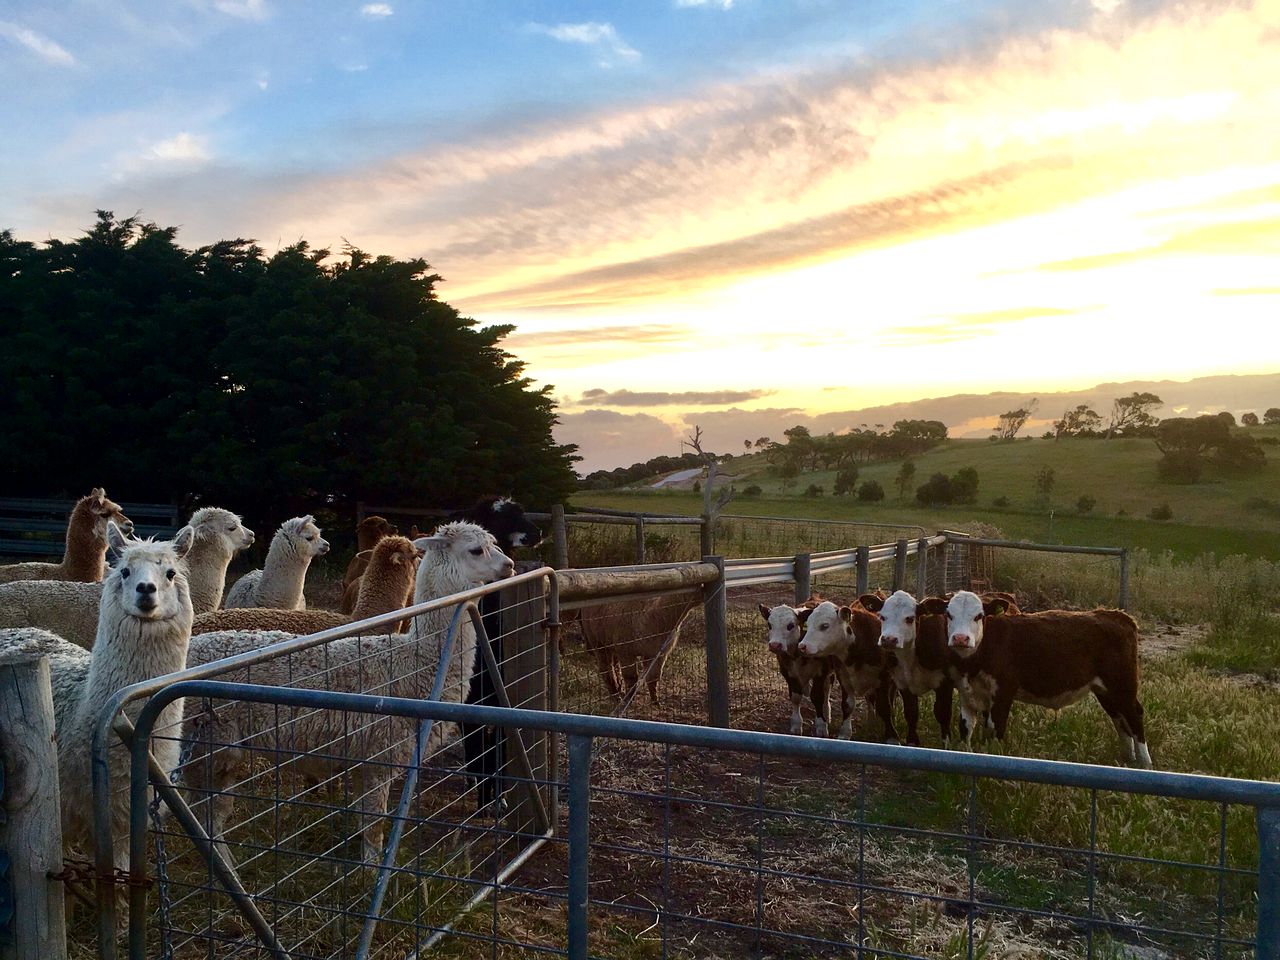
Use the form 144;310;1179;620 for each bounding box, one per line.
916;538;930;597
699;514;714;559
793;553;811;605
892;539;909;592
634;517;646;565
551;504;569;570
0;656;67;960
702;556;730;728
856;546;870;596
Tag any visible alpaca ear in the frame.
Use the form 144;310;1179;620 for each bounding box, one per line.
413;535;447;551
172;525;195;560
106;521;129;562
91;487;106;505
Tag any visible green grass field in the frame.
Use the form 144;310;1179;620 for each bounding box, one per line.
574;427;1280;561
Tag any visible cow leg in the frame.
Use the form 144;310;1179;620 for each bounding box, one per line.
934;682;954;746
901;690;920;746
1093;690;1135;762
990;694;1014;741
810;672;832;738
1127;699;1152;769
837;683;856;740
874;683;899;744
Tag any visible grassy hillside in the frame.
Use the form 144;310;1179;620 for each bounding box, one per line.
573;427;1280;560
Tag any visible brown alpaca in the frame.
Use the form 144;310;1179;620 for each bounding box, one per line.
340;516;397;605
0;488;134;584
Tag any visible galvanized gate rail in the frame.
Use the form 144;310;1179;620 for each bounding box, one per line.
128;686;1280;959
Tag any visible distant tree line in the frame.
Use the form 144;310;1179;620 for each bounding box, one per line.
0;212;579;530
578;451;713;491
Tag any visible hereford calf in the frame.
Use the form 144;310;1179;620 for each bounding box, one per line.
795;601;899;742
759;600;833;736
921;591;1151;768
859;590;954;746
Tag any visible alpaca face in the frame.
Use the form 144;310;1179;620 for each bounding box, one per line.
106;522;194;620
191;507;255;552
283;516;330;558
414;521;514;588
88;487;134;539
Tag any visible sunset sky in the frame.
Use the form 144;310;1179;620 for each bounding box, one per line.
4;0;1280;470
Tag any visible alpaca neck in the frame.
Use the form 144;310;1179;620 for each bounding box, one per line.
256;534;310;608
185;537;234;615
85;590;194;720
408;560;479;704
351;567;414;621
62;504;107;582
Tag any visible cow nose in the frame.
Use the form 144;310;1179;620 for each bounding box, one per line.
880;635;899;648
951;633;971;647
768;641;782;652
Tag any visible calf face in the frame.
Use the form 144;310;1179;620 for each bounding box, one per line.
863;589;920;651
921;590;1011;657
758;602;811;653
796;601;852;657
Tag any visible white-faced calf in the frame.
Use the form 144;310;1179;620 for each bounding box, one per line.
759;600;834;736
859;590;954;746
921;590;1151;768
794;601;898;742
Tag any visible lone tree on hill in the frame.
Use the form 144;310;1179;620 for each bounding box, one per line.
1265;408;1280;425
1034;466;1056;504
1155;415;1266;482
1241;412;1260;427
1106;392;1162;438
992;400;1038;441
1053;404;1102;438
895;460;916;499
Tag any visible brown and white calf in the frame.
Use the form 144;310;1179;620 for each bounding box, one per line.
921;590;1151;768
794;601;899;742
858;590;955;746
759;600;834;736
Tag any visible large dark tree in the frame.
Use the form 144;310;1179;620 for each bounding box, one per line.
0;213;578;527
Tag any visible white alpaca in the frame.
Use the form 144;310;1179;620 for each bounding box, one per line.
0;523;196;877
223;515;328;610
183;522;513;859
0;506;252;649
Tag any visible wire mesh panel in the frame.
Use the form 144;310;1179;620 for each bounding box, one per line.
714;515;926;560
561;518;704;569
135;584;553;959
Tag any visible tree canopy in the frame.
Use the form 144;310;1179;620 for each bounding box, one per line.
0;213;578;525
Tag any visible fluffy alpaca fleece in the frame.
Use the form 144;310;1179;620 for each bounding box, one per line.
191;607;351;636
223;515;328;610
184;507;255;614
183;521;513;859
0;523;195;874
341;515;397;593
0;488;134;584
0;506;253;649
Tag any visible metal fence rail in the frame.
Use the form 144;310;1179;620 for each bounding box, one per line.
128;687;1280;960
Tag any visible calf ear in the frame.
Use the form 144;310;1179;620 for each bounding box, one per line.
918;597;949;616
796;608;814;626
857;593;884;612
984;598;1010;617
838;605;853;623
757;603;772;621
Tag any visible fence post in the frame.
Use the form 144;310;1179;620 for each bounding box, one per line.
567;734;592;960
916;538;929;597
0;656;67;960
856;546;870;596
635;517;646;565
703;555;730;728
551;504;569;570
1118;548;1130;610
1259;805;1280;960
893;539;909;592
700;514;714;559
794;553;811;605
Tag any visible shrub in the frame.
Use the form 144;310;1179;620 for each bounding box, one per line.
1157;451;1202;484
992;496;1010;508
1076;495;1096;514
951;466;979;504
833;466;860;497
915;473;952;506
741;484;763;498
1117;508;1128;517
803;483;824;498
857;480;885;502
692;480;701;493
1149;502;1173;521
1244;496;1280;517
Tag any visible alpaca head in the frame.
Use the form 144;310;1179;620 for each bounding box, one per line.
414;521;513;591
357;515;398;550
81;487;134;540
280;515;329;559
188;507;255;555
366;535;419;586
104;521;194;621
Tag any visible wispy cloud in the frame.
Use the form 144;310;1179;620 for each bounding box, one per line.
528;21;640;64
579;388;773;406
676;0;734;9
360;4;393;18
214;0;269;21
503;324;688;348
0;21;75;66
145;132;212;164
878;307;1096;346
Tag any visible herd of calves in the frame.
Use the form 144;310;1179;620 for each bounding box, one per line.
760;590;1152;768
